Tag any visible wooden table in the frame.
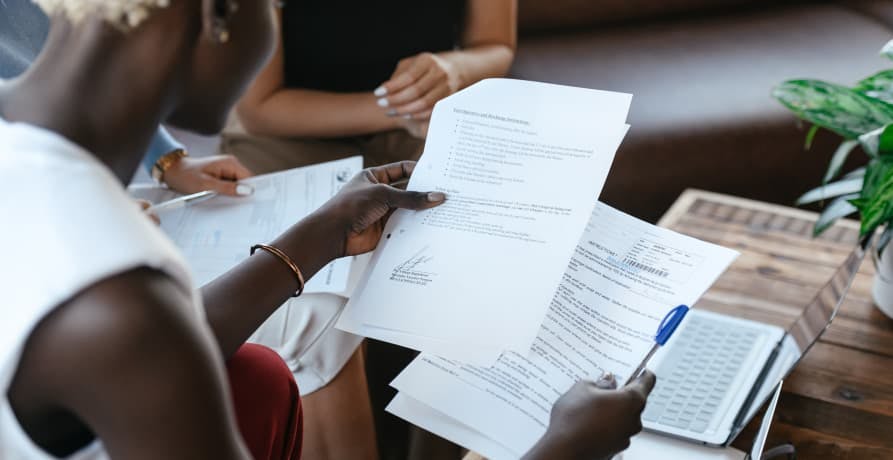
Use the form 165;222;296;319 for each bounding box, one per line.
660;189;893;459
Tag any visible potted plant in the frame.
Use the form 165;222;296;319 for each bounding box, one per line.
773;39;893;317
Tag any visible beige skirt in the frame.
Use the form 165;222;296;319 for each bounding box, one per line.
220;129;425;174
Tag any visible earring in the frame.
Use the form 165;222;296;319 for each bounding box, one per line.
213;18;230;43
212;0;239;44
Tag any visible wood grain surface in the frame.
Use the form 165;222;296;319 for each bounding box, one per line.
662;190;893;459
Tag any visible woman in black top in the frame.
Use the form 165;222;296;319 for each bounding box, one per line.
224;3;516;458
226;1;516;174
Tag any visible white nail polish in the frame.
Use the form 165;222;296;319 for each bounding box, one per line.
236;184;254;196
377;97;389;108
374;86;388;97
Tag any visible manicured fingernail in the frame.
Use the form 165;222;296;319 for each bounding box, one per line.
595;372;617;389
403;113;413;120
427;192;446;202
377;97;389;108
386;109;398;117
374;86;388;97
236;184;254;196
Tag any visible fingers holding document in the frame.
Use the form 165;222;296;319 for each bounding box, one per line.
363;161;447;209
366;160;418;186
162;155;255;197
311;161;447;258
135;199;161;225
523;371;656;460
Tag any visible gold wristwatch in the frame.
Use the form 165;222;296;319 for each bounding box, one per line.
151;148;188;183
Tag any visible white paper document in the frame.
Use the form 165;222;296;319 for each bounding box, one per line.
136;157;364;295
338;78;632;357
387;395;746;460
388;203;739;458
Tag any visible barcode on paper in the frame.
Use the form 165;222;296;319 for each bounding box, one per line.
622;258;669;278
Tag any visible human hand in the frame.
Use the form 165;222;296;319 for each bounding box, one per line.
135;199;160;226
523;371;656;460
162;155;255;196
307;161;445;259
398;117;430;139
375;52;462;121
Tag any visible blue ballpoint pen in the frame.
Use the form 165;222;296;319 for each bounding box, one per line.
624;304;689;386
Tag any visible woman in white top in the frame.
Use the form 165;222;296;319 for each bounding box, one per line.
0;1;655;459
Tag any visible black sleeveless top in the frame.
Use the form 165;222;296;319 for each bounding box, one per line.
281;1;466;92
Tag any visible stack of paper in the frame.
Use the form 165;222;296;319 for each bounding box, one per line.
385;203;738;458
335;79;740;458
130;157;367;296
337;78;633;361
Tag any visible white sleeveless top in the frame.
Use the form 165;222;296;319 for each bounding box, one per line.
0;117;208;459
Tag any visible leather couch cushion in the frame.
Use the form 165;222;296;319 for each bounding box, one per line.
519;0;812;33
841;0;893;27
511;3;893;221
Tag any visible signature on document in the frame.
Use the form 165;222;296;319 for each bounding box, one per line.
391;246;437;286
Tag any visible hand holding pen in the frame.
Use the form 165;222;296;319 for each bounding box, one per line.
146;190;220;214
624;305;689;387
526;370;656;460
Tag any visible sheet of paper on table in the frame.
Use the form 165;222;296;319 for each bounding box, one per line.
337;78;632;360
387;202;739;458
129;156;365;296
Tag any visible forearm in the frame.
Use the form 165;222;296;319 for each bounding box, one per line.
142;127;183;172
238;89;401;139
201;213;335;359
440;44;515;90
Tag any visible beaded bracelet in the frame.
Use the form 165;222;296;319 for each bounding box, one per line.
250;243;305;297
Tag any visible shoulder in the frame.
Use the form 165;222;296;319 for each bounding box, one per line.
14;267;207;392
0;121;195;312
10;268;246;459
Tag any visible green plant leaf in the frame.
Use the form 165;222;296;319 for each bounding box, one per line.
773;80;893;139
814;193;859;236
859;124;893;157
805;125;820;150
854;69;893;104
861;155;893;198
824;140;860;183
852;156;893;236
797;177;863;205
882;40;893;60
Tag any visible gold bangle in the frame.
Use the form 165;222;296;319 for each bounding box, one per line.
250;243;305;297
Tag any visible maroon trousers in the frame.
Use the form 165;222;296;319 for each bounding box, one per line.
227;344;303;460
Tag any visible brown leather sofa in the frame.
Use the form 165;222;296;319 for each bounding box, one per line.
512;0;893;222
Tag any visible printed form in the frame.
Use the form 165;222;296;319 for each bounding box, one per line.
337;79;632;357
153;157;364;295
387;203;739;459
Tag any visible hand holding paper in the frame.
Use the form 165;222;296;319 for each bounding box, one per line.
523;372;657;460
309;161;445;258
388;203;739;459
338;78;633;358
